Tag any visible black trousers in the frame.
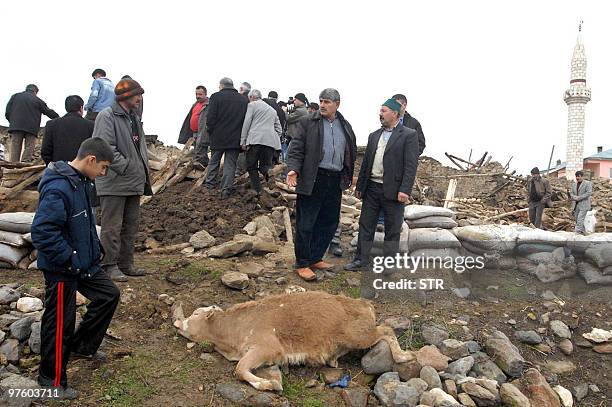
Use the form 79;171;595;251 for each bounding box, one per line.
294;169;342;268
356;181;405;261
84;110;98;121
38;272;120;387
246;144;274;193
99;195;141;270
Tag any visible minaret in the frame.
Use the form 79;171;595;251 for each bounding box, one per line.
563;21;591;179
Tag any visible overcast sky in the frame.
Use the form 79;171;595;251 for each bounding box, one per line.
2;1;610;175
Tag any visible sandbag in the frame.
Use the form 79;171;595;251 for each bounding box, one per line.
526;247;570;264
584;209;597;234
578;262;612;285
566;233;612;253
516;228;568;246
407;216;458;229
516;243;561;255
603;265;612;276
0;212;35;233
454;224;520;253
404;205;455;220
0;230;27;247
408;228;461;251
0;243;29;267
584;244;612;268
483;253;517;270
22;233;32;244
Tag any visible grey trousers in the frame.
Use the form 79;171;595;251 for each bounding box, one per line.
99;195;141;270
9;131;36;162
205;149;239;193
574;209;588;234
528;201;545;229
194;132;209;166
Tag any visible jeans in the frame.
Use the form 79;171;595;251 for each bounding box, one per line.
246;144;274;193
281;142;289;162
9;131;36;162
205;149;239;194
294;169;342;268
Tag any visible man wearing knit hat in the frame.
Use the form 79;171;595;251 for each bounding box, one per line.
93;78;151;281
286;88;357;281
344;99;419;271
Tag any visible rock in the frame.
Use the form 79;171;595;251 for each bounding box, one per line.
439;339;469;360
243;221;257;235
426;388;461;406
446;356;474;376
255;226;275;242
374;372;420;407
572;383;588;401
416;345;451;371
320;367;344;384
237;262;265;278
588;384;599;393
514;330;542;345
593;343;612;354
221;272;249;290
466;341;481;353
421;324;449;347
9;316;34;341
420;366;442;389
0;339;20;364
0;330;4;343
541;290;558;300
582;328;612;343
208;240;253;258
28;321;41;354
199;353;217;365
0;287;20;305
515;368;562;407
341;388;369;407
444;379;457;399
0;373;39;406
15;297;43;313
384;316;412;337
394;360;422;381
553;385;573;407
544;360;576;375
535;343;552;354
253;215;277;236
458;392;477;406
361;340;394;375
189;230;216;249
406;378;429;395
216;382;247;404
484;330;525;377
452;287;470;299
500;383;531;407
158;294;175;306
574;337;593;348
507;319;517;325
462;382;496;406
558;339;573;355
549;320;571;339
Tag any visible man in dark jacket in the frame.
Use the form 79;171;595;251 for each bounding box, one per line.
263;91;286;165
178;85;209;169
345;99;419;271
41;95;94;165
5;84;59;162
204;77;249;198
94;78;151;281
31;138;120;399
526;167;551;229
393;94;425;156
286;88;357;281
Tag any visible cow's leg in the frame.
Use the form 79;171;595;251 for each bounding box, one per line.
374;326;415;363
235;347;283;391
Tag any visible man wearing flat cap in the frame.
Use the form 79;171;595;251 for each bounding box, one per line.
93;78;151;281
526;166;551;229
345;99;420;271
286;88;357;281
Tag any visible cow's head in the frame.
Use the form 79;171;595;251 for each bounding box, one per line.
172;303;222;341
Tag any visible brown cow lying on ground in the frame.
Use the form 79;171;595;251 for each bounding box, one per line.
172;291;414;391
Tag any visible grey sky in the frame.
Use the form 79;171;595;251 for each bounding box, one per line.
2;1;609;175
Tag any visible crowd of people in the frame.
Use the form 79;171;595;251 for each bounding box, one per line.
2;69;593;398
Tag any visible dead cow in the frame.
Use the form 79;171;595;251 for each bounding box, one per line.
172;291;414;391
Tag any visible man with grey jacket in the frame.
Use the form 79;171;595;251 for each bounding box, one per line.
240;90;282;194
570;170;592;234
93;78;151;281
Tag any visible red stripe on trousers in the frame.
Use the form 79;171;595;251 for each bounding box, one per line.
54;282;64;387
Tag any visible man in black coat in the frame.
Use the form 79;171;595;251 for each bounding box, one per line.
345;99;419;271
5;84;59;162
393;93;425;156
41;95;94;165
263;91;286;164
204;77;248;198
286;88;357;281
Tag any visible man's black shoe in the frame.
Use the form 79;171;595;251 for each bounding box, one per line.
344;259;369;271
71;350;107;362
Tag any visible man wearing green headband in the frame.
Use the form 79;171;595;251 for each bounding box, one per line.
345;99;419;271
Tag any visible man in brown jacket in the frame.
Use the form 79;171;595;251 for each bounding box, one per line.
526;167;551;229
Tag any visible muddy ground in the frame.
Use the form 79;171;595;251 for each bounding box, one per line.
0;241;610;407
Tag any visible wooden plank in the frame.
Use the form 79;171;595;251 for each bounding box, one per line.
443;178;457;209
0;170;44;200
283;208;293;244
2;164;46;175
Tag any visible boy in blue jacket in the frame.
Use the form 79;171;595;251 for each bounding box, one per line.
31;138;120;399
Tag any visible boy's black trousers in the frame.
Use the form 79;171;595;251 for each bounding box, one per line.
38;271;120;387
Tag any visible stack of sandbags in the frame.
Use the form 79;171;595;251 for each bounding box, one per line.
513;228;575;282
404;205;458;229
577;243;612;285
0;212;36;270
453;224;521;255
406;227;462;260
